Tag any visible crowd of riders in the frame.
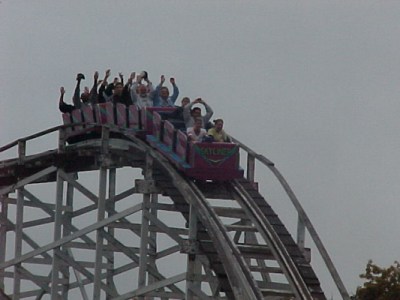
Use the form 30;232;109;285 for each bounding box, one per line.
59;70;231;143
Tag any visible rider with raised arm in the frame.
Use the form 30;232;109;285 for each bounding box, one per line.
153;75;179;107
183;98;213;129
130;71;156;109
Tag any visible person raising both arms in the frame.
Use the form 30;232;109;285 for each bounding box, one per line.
183;97;213;129
153;75;179;107
59;72;100;113
130;71;156;109
98;69;132;106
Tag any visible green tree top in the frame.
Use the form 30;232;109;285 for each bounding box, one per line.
352;260;400;300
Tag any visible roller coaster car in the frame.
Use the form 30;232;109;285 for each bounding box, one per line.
62;102;141;143
145;108;244;181
62;104;244;181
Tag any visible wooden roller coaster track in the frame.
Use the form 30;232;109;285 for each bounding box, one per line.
0;124;349;299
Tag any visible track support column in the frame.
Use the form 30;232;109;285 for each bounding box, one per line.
148;193;159;286
50;170;65;300
13;188;24;300
93;126;110;300
185;205;201;300
0;194;8;289
137;153;154;299
61;182;74;299
105;168;117;300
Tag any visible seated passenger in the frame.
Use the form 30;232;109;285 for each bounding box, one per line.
168;97;190;121
98;69;112;103
183;98;213;129
187;118;207;142
111;81;133;106
130;72;155;109
70;72;97;107
98;69;132;105
153;75;179;107
207;119;231;142
87;71;100;105
58;71;105;114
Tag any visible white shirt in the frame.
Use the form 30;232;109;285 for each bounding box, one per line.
186;127;207;142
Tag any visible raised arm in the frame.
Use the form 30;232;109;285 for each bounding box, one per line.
122;82;133;106
89;71;99;105
201;100;214;123
183;101;195;124
72;73;84;109
169;77;179;104
129;72;139;105
153;75;166;107
59;87;74;113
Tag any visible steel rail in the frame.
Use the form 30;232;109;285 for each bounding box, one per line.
186;180;264;300
231;180;314;299
231;136;350;300
121;133;263;299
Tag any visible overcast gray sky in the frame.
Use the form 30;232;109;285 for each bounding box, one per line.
1;1;400;298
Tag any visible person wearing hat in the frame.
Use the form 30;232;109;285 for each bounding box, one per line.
59;72;99;113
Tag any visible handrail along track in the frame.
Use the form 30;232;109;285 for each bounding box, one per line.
231;137;350;300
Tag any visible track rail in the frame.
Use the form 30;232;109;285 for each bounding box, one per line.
231;137;350;300
230;179;313;299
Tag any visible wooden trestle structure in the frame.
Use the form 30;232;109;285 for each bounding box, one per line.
0;124;350;299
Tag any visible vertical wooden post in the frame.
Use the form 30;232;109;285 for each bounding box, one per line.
93;126;110;300
138;153;153;299
61;182;74;299
297;215;306;251
148;193;158;286
186;205;201;300
247;154;255;183
12;189;24;299
0;194;8;289
17;141;26;165
51;171;64;300
105;168;117;300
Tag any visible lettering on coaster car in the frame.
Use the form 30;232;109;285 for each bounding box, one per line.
194;145;238;166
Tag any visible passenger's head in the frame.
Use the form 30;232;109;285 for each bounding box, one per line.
159;87;169;99
137;84;148;96
81;93;89;103
181;97;190;107
191;107;202;118
193;117;203;129
81;86;90;103
213;119;224;132
113;82;124;96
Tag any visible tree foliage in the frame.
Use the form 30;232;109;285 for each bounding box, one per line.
352;260;400;300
